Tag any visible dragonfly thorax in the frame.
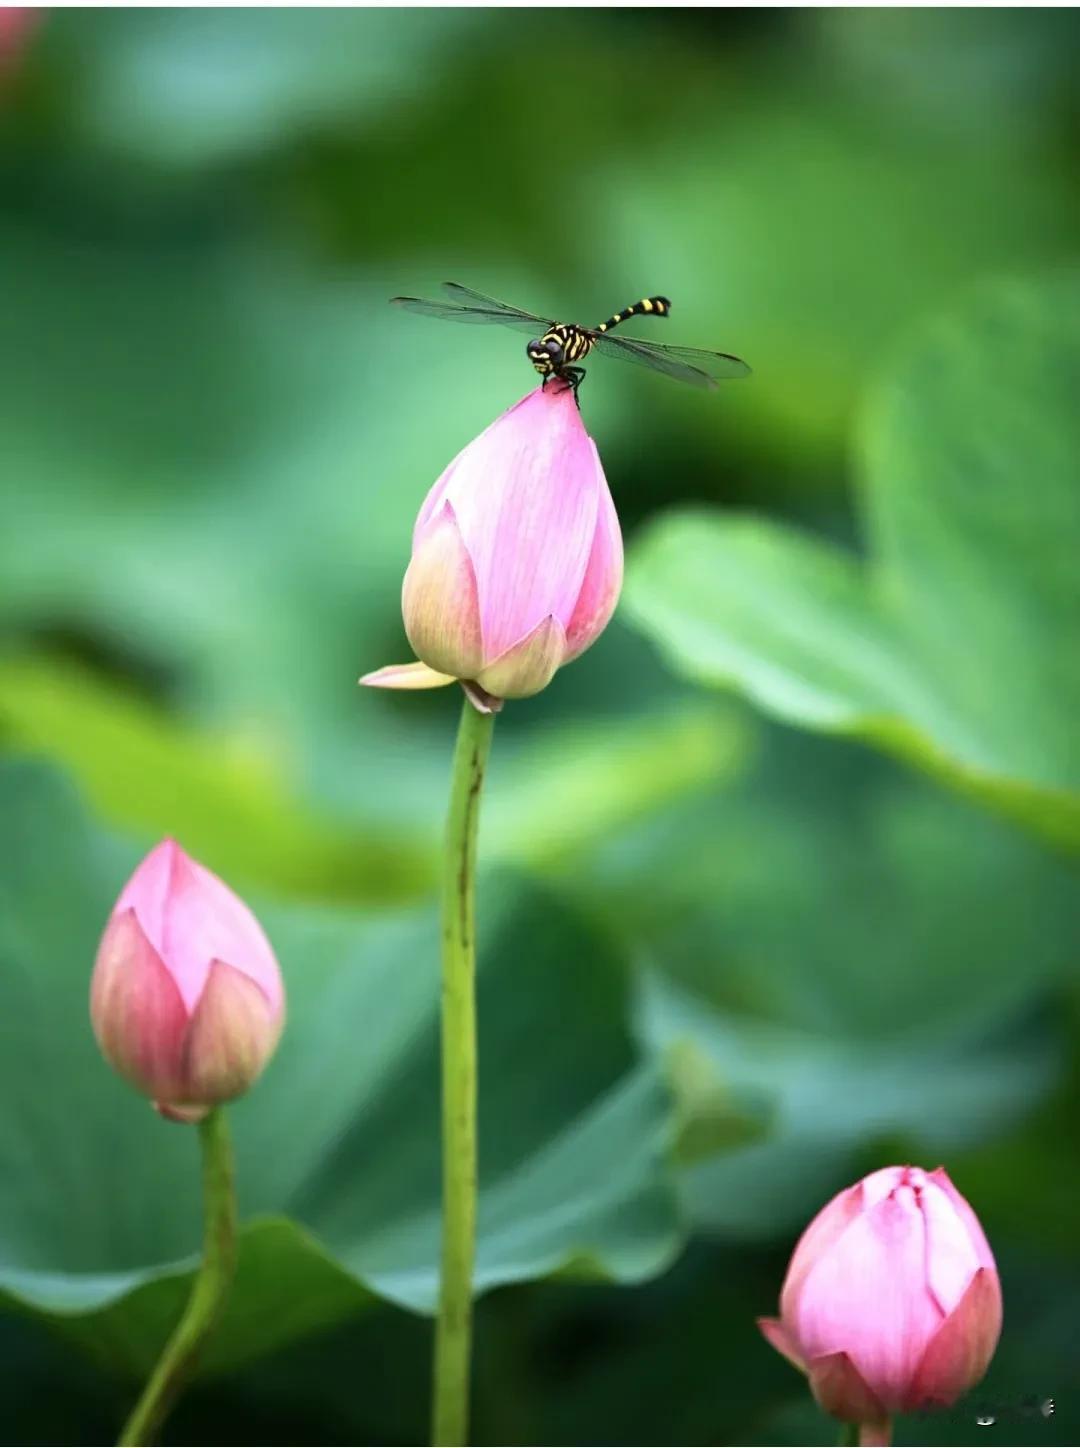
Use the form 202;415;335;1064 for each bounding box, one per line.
527;325;593;377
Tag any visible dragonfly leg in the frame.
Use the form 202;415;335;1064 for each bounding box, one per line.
556;366;586;407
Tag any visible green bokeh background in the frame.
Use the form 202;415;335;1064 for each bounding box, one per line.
1;9;1077;1446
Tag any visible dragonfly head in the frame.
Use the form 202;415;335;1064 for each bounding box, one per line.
527;336;563;375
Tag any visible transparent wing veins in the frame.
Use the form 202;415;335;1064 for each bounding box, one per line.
591;332;751;385
390;283;552;337
438;282;546;320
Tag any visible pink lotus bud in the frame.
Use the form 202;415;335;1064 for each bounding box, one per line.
758;1166;1002;1428
91;840;285;1122
361;385;622;703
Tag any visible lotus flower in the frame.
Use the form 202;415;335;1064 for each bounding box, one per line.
361;384;622;706
758;1166;1002;1439
91;840;285;1122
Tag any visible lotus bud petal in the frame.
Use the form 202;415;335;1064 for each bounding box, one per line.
758;1166;1002;1423
363;385;622;703
359;661;456;690
90;840;285;1121
402;501;484;679
476;614;567;699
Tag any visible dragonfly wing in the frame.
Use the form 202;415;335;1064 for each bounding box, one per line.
591;334;718;388
593;333;750;385
644;342;752;380
391;296;550;336
439;282;547;321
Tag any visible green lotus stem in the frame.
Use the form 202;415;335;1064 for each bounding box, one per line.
118;1109;237;1446
432;696;495;1446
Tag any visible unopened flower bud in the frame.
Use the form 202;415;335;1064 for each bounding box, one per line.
90;840;285;1121
758;1166;1002;1428
362;384;622;703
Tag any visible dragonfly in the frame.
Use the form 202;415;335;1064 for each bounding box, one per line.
390;282;751;398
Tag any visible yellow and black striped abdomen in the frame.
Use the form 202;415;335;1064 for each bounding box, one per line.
595;296;672;334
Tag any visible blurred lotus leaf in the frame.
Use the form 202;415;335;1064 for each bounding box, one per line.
39;9;486;169
557;728;1077;1237
625;277;1080;849
599;51;1080;461
0;655;745;901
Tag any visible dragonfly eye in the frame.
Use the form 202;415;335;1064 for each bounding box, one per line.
544;338;563;361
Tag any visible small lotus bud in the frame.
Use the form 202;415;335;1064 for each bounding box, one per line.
90;840;285;1121
758;1166;1002;1427
362;384;623;703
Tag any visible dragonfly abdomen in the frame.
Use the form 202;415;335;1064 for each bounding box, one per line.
595;296;671;333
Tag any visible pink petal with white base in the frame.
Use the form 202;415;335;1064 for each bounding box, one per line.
476;614;567;699
402;500;484;678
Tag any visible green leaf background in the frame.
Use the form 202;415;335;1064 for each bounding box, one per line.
626;278;1080;848
1;8;1078;1446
